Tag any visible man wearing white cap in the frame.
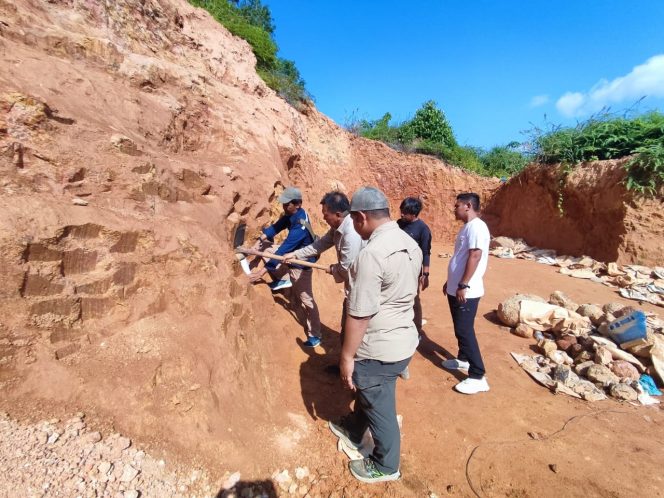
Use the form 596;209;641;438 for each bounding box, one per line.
328;186;422;483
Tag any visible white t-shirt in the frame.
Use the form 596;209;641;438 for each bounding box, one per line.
446;217;490;299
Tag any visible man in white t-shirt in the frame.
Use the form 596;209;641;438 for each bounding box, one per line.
442;192;491;394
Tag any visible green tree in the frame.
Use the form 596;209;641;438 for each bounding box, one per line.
406;100;456;147
238;0;275;34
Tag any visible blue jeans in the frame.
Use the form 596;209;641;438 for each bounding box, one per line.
447;294;485;379
344;357;411;474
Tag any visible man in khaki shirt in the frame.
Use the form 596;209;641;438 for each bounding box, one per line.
328;187;422;484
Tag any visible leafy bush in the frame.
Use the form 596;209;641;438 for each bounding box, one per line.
530;111;664;194
349;101;528;177
625;142;664;195
189;0;310;107
479;144;530;177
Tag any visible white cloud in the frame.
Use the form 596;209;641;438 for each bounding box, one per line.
556;54;664;117
529;94;549;108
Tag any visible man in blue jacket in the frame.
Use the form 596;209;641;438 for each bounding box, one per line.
249;187;322;347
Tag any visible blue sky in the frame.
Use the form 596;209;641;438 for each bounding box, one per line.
264;0;664;149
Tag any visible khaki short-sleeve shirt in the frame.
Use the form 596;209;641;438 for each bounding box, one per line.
348;221;422;361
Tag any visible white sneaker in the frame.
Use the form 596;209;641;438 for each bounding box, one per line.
268;279;292;291
441;358;470;370
454;377;490;395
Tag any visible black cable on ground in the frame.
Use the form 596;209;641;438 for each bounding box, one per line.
464;409;629;498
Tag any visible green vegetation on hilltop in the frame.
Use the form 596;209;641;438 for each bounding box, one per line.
189;0;310;108
349;101;529;178
530;111;664;195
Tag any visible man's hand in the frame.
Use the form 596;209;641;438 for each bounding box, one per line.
456;286;467;303
339;355;356;392
282;252;296;263
248;267;267;283
420;274;429;291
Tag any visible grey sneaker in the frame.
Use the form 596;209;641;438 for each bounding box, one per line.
348;458;400;483
328;420;362;450
441;358;470;370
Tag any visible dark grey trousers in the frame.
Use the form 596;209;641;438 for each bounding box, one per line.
344;356;411;474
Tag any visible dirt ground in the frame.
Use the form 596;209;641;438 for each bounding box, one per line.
226;242;664;497
2;242;663;498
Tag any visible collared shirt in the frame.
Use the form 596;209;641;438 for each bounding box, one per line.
347;221;422;362
293;214;363;294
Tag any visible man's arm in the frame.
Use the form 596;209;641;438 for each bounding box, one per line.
339;315;371;391
289;227;335;260
417;222;432;291
456;248;482;303
330;229;362;284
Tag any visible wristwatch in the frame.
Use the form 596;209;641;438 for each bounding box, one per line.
458;283;470;289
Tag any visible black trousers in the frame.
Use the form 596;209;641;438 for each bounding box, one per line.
344;357;411;474
447;294;486;379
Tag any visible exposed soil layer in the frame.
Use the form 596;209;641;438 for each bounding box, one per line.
483;161;664;265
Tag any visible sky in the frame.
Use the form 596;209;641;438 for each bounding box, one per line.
264;0;664;149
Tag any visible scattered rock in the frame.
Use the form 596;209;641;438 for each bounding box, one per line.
512;323;534;338
549;464;558;473
538;339;558;355
72;197;89;206
574;361;596;377
586;364;619;387
610;360;640;381
567;343;585;357
549;291;578;311
576;304;604;325
603;302;626;315
594;347;613;366
294;467;309;480
614;306;638;319
119;464;140;483
556;334;577;352
609;383;638;401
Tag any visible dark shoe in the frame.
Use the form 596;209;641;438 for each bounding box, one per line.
348;458;400;483
328;420;362;450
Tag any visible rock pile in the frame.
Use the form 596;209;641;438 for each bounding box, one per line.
501;291;664;403
490;237;664;307
0;412;218;497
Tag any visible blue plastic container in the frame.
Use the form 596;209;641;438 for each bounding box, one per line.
607;310;647;345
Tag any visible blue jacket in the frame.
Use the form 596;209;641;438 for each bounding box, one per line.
262;207;316;270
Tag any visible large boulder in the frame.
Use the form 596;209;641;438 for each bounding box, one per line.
497;293;547;327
